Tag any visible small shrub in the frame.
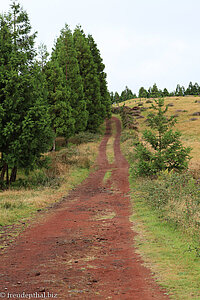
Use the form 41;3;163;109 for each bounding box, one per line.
12;170;61;190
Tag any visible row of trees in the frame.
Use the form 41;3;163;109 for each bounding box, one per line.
0;2;111;185
139;82;200;98
110;86;137;104
111;82;200;103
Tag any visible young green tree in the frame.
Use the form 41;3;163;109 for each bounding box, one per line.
134;98;191;176
73;26;102;131
87;34;111;119
0;3;54;185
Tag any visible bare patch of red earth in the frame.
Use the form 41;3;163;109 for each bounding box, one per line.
0;117;169;299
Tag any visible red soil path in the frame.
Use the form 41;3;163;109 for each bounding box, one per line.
0;117;169;299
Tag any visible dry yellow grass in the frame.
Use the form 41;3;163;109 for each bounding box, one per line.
0;138;101;227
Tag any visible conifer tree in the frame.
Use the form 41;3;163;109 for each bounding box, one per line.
120;86;134;101
73;26;102;131
134;99;191;176
175;84;185;96
110;92;114;104
147;87;152;98
151;83;160;98
185;82;194;95
87;34;111;119
114;92;120;105
138;87;148;98
44;57;74;148
0;2;54;185
163;88;169;97
52;25;88;133
37;43;49;71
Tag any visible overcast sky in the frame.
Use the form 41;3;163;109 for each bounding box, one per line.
1;0;200;94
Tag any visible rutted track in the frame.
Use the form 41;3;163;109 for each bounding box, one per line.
0;117;168;299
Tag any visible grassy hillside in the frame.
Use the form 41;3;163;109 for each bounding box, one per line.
118;96;200;175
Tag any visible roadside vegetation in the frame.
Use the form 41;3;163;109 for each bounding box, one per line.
119;96;200;299
0;127;104;249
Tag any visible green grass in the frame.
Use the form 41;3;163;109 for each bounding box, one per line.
103;170;112;183
0;201;36;226
106;118;117;164
129;175;200;299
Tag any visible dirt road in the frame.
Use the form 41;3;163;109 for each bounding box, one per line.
0;117;168;299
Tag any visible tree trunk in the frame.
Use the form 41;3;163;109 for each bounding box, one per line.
50;129;56;152
0;163;7;181
52;138;56;151
10;166;17;183
66;39;68;80
6;164;9;186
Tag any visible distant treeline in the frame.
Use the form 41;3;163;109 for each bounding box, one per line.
0;2;111;185
110;82;200;103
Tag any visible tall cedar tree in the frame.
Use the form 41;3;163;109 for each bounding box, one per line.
0;2;54;185
73;26;103;131
87;34;111;119
44;56;74;148
52;25;88;133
